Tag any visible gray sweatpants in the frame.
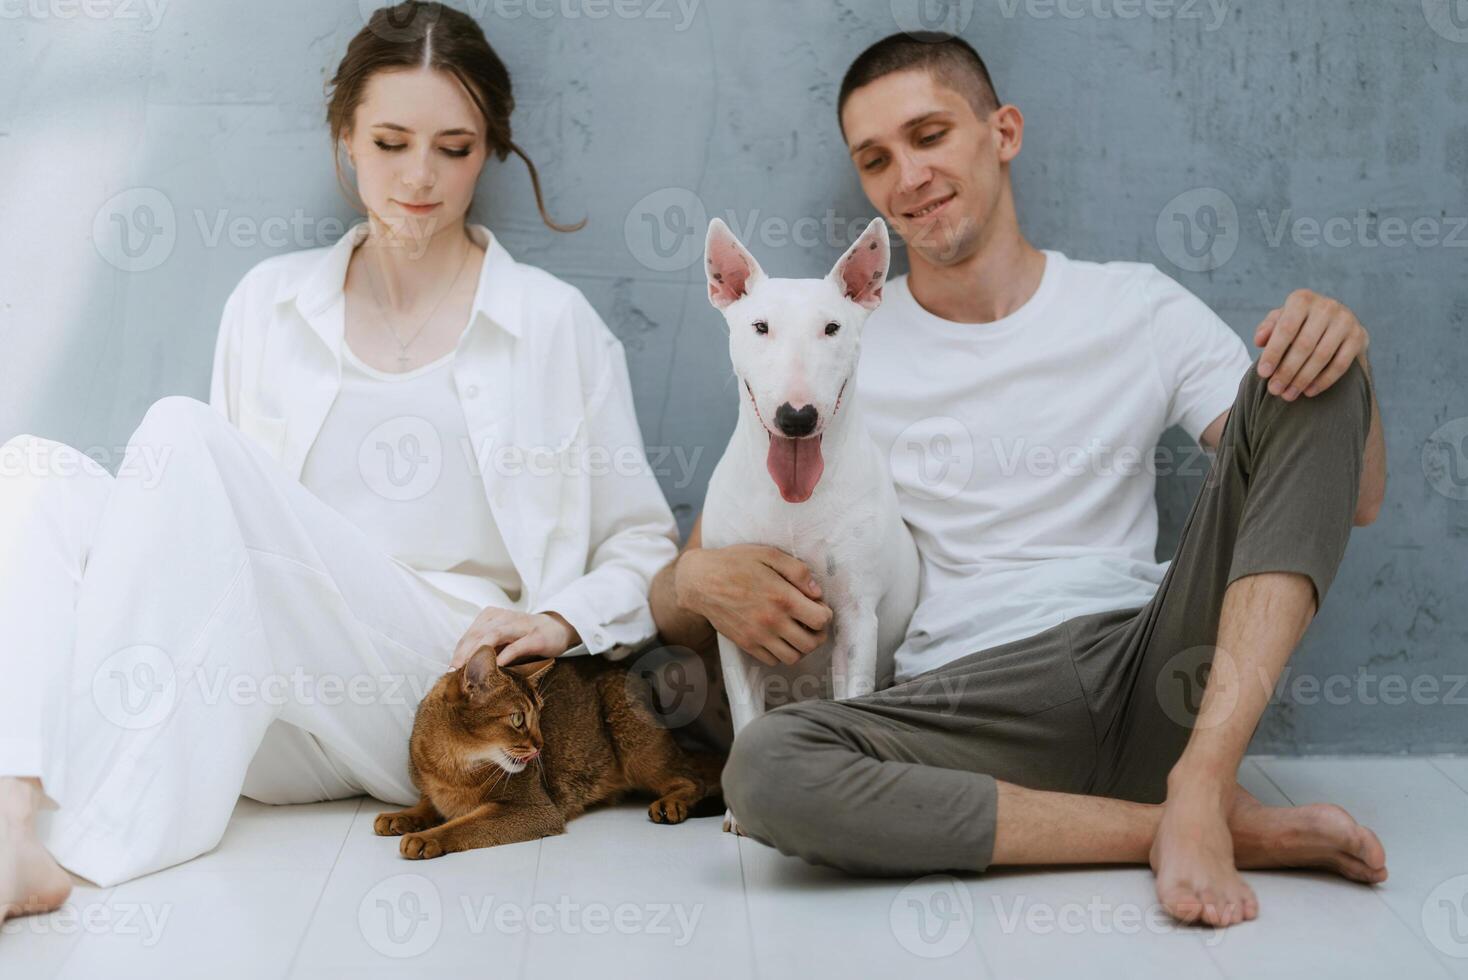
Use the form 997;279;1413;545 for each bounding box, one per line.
721;356;1374;876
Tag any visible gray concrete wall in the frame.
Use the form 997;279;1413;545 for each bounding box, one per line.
2;0;1464;752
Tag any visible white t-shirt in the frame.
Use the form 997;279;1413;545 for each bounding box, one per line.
858;251;1253;682
299;339;523;611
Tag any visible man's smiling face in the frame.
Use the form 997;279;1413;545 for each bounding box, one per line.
841;68;1013;267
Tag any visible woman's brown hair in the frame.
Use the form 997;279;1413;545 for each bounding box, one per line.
326;0;584;232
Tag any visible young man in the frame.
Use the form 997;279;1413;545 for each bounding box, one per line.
649;33;1389;928
651;32;1385;927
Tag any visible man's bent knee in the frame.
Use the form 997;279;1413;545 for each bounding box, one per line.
1244;354;1370;427
722;707;819;844
722;703;877;859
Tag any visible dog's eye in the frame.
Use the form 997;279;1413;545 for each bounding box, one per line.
753;320;769;335
509;711;525;728
825;322;841;336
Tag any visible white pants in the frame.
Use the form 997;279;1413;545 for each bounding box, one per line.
0;396;484;887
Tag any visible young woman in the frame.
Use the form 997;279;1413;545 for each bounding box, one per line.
0;0;678;917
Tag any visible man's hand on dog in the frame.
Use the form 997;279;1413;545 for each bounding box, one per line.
674;545;832;667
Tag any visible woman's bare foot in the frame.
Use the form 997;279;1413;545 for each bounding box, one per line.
1151;780;1256;927
1228;787;1389;884
0;777;72;926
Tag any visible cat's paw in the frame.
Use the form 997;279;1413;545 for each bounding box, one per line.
648;797;688;824
375;811;430;837
399;833;445;860
721;809;748;837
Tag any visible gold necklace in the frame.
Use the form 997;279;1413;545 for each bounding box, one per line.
360;240;473;371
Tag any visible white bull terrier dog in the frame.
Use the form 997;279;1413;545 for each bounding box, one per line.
700;216;920;829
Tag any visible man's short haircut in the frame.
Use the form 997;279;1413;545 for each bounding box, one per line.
838;33;1001;136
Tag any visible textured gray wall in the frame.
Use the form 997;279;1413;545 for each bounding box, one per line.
1;1;1464;752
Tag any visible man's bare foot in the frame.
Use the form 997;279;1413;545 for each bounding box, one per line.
1153;781;1391;929
0;778;71;926
1151;780;1256;927
1229;787;1389;884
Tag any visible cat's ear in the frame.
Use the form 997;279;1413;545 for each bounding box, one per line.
505;657;556;688
461;644;501;694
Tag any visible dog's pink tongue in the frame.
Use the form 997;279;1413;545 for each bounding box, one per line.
767;435;824;503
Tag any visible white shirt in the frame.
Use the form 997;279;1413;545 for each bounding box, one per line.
209;221;679;657
299;339;522;610
858;251;1253;681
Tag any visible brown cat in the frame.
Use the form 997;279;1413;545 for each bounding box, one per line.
375;645;725;859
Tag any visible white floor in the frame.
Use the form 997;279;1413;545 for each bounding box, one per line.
3;756;1467;979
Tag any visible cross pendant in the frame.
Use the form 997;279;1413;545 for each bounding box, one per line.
397;352;411;371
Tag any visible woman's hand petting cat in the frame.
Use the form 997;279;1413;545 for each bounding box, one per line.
450;608;581;669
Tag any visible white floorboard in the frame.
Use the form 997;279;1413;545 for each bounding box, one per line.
0;757;1461;979
1203;760;1451;979
1257;756;1468;978
289;797;543;978
739;831;988;978
0;880;116;978
58;868;330;980
522;806;752;979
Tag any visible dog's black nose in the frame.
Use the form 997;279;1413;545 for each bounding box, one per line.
774;402;819;437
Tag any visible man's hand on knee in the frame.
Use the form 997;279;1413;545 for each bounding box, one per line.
1253;289;1369;401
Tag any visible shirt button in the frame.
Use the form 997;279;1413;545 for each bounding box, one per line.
594;631;607;647
465;384;479;398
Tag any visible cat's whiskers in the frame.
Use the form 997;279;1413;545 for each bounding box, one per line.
487;764;510;796
475;756;510;799
532;755;550;795
466;760;498;786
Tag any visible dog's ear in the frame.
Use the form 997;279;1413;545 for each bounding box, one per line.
828;217;890;311
705;217;765;309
